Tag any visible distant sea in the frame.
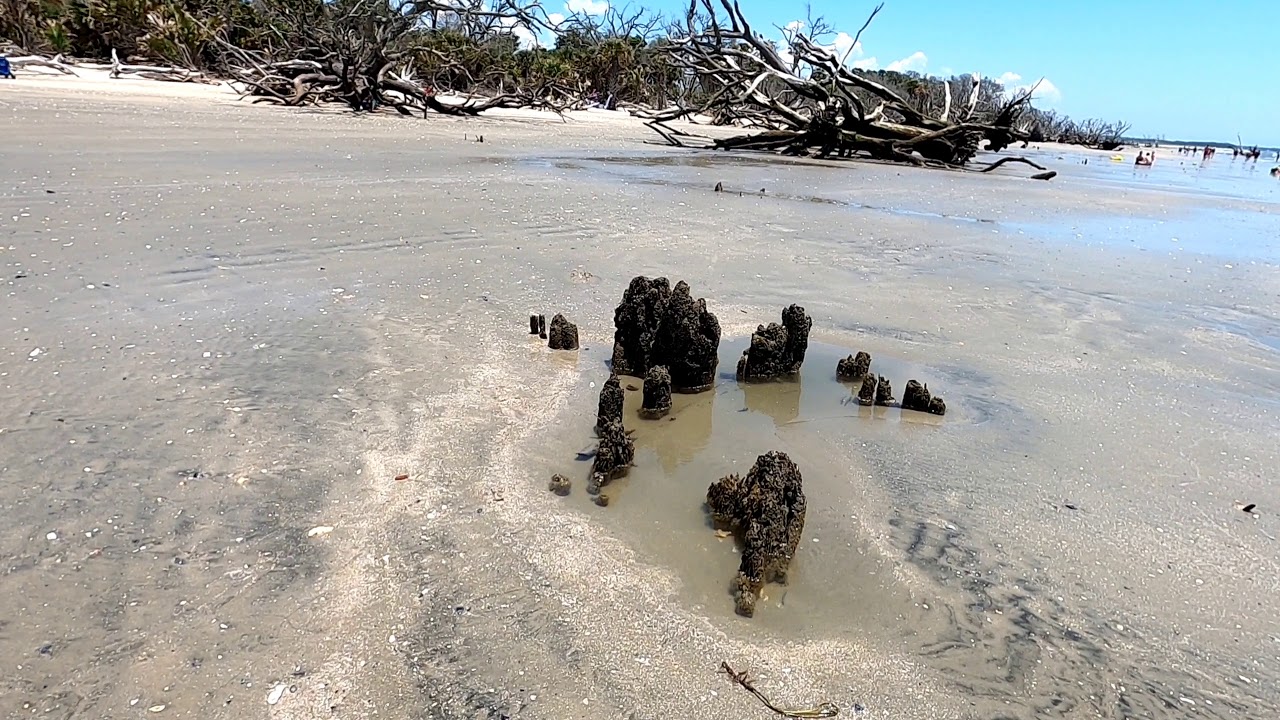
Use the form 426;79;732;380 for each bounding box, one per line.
1016;144;1279;262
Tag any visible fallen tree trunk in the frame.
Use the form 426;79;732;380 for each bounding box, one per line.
6;53;78;75
110;49;213;83
656;0;1040;174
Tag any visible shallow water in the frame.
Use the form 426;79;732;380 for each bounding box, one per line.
555;340;963;640
1026;146;1280;204
537;149;1280;264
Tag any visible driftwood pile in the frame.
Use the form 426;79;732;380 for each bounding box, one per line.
208;1;563;117
0;47;215;83
644;0;1051;177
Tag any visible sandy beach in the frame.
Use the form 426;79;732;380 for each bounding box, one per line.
2;73;1279;720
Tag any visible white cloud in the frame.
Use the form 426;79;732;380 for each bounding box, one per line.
778;44;795;68
775;19;908;73
997;71;1063;106
885;51;927;73
499;15;543;49
831;32;862;63
1031;78;1062;104
566;0;608;15
511;25;539;49
547;12;565;26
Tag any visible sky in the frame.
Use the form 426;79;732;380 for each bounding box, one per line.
543;0;1280;146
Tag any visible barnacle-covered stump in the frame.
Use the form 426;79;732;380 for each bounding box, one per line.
653;281;721;392
547;313;579;350
640;366;673;419
736;305;812;381
705;451;807;617
856;375;878;406
588;418;634;495
874;375;895;406
611;276;720;392
596;374;624;433
548;474;572;496
902;379;947;416
611;276;672;377
837;351;871;380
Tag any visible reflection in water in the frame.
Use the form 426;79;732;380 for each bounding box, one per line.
741;374;802;424
630;389;715;474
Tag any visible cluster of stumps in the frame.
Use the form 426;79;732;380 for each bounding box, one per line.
528;312;580;350
836;351;948;415
541;276;947;617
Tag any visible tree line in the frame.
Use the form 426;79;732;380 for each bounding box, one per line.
1;0;1129;149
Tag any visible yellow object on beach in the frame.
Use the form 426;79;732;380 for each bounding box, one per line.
1110;155;1124;162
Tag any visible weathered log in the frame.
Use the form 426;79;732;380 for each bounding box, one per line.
6;54;78;76
110;49;207;82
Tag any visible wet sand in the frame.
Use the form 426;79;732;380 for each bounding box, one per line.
3;85;1279;719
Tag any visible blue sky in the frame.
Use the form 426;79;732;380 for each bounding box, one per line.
555;0;1280;145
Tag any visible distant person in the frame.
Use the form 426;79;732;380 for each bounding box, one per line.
1135;151;1153;166
0;57;14;79
1271;167;1280;177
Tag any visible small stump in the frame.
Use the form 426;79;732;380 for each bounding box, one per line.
639;366;672;419
856;375;877;406
548;474;572;496
705;451;807;617
902;379;946;415
596;375;624;432
836;351;871;380
874;375;895;406
736;304;812;381
547;314;579;350
588;418;633;494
